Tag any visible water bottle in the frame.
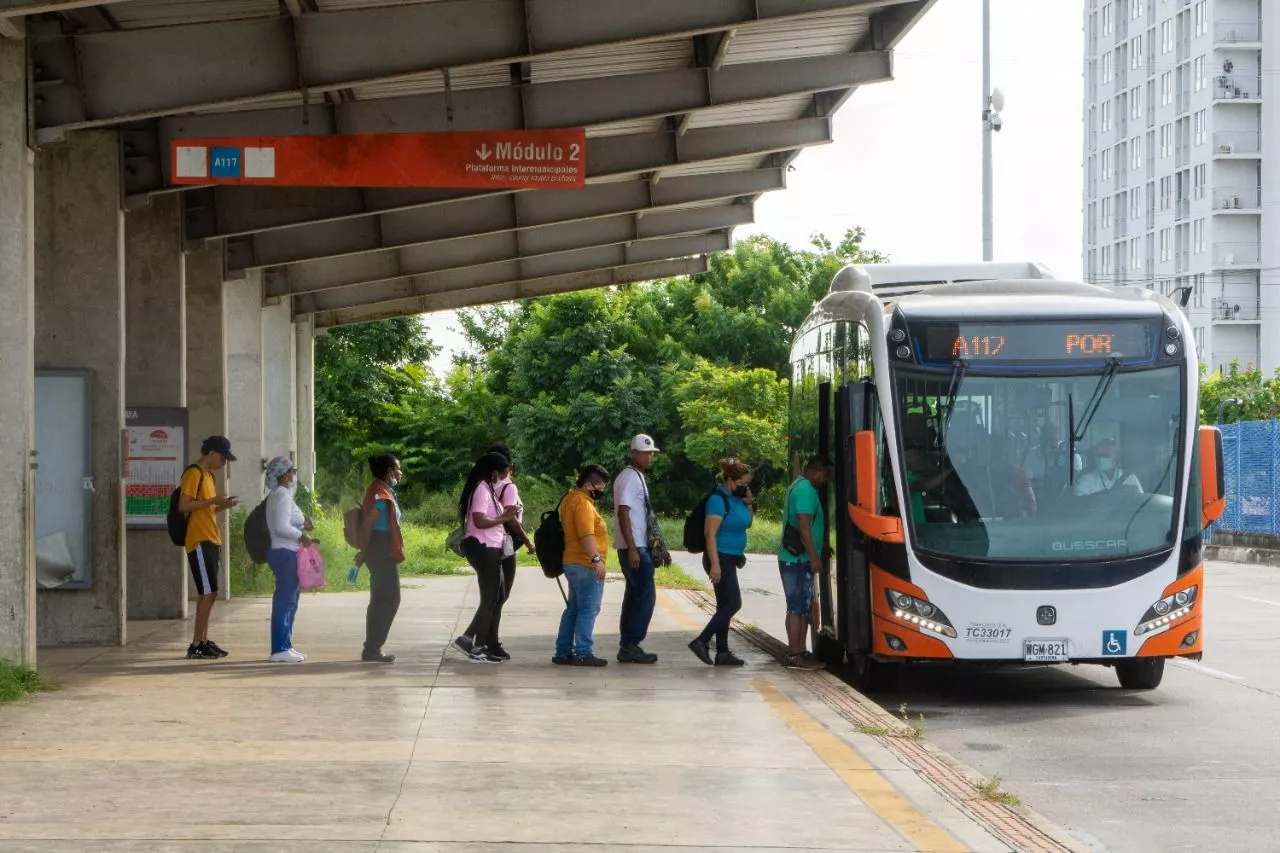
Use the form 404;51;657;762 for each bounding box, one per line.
346;563;360;585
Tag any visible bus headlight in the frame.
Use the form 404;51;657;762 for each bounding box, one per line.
885;590;957;638
1135;585;1198;636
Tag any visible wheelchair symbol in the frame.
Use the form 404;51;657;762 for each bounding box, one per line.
1102;630;1127;656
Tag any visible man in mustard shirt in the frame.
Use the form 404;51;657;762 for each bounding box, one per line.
554;464;611;667
180;436;239;660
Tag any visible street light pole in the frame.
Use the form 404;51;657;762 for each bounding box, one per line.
1218;397;1243;425
982;0;993;262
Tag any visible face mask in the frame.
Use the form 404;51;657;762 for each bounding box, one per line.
287;480;298;495
587;487;604;501
1097;457;1115;474
732;485;750;499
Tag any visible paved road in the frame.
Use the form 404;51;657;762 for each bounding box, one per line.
714;555;1280;853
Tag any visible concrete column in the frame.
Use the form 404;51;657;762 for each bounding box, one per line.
261;296;296;465
185;246;230;600
224;271;265;497
125;195;187;620
295;315;316;490
34;130;127;646
0;38;37;664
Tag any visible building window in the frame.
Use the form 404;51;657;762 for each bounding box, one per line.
1160;124;1171;157
1161;176;1172;210
1131;36;1144;70
1193;219;1204;254
1131;239;1143;270
1194;164;1206;199
1102;99;1113;131
1131;136;1143;169
1102;244;1112;272
1193;56;1205;91
1161;228;1171;261
1130;86;1142;119
1104;3;1114;35
1193;326;1203;355
1103;51;1114;83
1194;1;1208;37
1102;196;1113;228
1102;148;1113;180
1088;203;1098;243
1129;185;1143;219
1162;20;1174;54
1161;72;1173;106
1194;110;1206;145
1132;0;1142;20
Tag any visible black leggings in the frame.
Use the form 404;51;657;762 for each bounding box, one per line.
698;553;744;653
363;532;401;655
466;554;516;643
462;538;506;649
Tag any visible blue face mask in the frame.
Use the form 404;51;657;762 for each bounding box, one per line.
1097;457;1115;473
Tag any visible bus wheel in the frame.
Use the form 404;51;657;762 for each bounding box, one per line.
850;652;900;694
1115;657;1165;690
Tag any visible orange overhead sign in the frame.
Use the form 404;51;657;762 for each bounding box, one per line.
169;129;587;189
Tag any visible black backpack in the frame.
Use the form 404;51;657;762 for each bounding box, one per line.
166;465;205;547
682;489;731;554
244;499;271;564
533;499;567;579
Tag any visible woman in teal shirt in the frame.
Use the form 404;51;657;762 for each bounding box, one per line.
689;458;754;667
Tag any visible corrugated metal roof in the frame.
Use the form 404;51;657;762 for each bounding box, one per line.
661;154;769;179
315;0;446;10
108;0;279;28
587;116;667;138
722;9;870;65
350;62;511;100
530;39;692;84
685;93;812;130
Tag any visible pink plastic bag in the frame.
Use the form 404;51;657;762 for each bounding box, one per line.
297;544;326;591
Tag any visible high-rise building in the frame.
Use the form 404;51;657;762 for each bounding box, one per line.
1083;0;1274;375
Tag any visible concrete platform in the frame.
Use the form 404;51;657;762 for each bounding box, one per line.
2;567;1036;852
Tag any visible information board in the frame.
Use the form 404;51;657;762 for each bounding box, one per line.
125;407;188;530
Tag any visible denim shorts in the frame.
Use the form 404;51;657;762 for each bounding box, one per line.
778;560;815;618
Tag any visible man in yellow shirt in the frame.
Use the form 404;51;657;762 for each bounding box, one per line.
180;436;239;660
554;464;611;667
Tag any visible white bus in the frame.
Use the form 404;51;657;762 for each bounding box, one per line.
788;263;1225;691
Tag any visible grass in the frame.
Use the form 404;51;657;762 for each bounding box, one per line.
854;704;926;741
977;776;1022;807
229;508;711;596
0;659;53;705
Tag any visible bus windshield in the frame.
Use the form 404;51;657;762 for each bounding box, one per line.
892;365;1184;562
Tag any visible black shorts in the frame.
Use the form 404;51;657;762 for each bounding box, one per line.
187;541;221;596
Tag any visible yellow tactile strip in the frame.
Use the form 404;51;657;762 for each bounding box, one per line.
676;588;1083;853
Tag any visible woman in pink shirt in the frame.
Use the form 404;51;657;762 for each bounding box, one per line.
453;451;518;664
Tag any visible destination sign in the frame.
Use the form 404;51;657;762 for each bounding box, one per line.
919;321;1156;364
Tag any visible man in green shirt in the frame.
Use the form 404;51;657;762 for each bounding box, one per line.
778;454;833;670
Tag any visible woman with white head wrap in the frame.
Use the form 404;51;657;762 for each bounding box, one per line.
265;456;312;663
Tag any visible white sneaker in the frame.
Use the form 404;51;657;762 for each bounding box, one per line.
289;649;307;661
269;650;305;663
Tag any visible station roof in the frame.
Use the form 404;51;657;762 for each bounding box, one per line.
4;0;937;327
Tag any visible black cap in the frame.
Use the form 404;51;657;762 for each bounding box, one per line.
201;435;237;462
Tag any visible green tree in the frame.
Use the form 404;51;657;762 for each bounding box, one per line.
674;360;789;472
1199;361;1280;424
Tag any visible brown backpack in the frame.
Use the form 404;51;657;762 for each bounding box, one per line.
342;506;362;549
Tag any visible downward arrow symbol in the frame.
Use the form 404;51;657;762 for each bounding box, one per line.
476;145;491;161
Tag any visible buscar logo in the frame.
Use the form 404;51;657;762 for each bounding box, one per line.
1052;539;1127;552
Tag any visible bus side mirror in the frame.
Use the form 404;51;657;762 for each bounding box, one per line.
852;430;904;543
1199;425;1225;527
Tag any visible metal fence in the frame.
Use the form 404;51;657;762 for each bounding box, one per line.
1213;419;1280;536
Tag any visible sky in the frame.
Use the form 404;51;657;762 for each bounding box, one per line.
425;0;1085;373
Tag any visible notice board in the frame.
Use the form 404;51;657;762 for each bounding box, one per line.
125;406;188;530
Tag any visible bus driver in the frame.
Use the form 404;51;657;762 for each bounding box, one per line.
1073;438;1143;496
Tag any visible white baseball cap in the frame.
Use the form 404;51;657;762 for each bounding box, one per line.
630;433;661;453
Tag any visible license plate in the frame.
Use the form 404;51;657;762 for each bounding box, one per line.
1023;639;1069;662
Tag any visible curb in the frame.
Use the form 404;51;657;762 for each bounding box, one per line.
677;588;1089;853
1204;544;1280;567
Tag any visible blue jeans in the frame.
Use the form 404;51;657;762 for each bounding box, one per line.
268;548;301;654
555;562;604;659
618;547;656;648
697;553;744;654
779;560;815;618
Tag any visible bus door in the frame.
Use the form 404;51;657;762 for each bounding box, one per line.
825;379;875;663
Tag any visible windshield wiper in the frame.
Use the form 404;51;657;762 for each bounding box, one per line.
1068;357;1122;484
940;359;968;445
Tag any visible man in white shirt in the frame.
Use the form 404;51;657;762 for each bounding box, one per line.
1074;438;1144;496
614;434;661;664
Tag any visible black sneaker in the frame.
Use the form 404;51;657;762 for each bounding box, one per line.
618;645;658;664
362;650;396;663
487;643;511;661
688;639;714;666
715;652;746;667
552;655;574;665
570;654;608;667
204;640;229;658
452;635;474;656
186;643;218;660
468;647;502;664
